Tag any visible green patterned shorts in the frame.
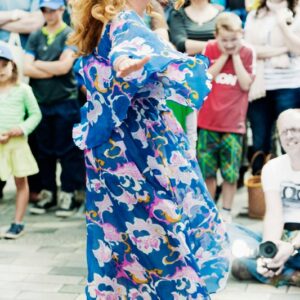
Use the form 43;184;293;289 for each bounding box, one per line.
197;129;243;183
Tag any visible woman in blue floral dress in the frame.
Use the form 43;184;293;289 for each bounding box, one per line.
69;0;230;299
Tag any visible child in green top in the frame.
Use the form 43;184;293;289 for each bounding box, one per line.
0;42;42;239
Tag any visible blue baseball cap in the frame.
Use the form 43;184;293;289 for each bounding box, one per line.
0;42;14;62
39;0;65;9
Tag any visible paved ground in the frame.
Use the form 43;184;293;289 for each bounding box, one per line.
0;178;299;300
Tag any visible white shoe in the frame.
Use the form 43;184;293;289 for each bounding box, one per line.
29;190;55;215
55;191;78;217
220;209;232;223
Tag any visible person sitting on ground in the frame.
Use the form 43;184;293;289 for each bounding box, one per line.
231;109;300;287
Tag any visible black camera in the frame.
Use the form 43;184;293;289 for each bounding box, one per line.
259;241;278;258
259;241;279;272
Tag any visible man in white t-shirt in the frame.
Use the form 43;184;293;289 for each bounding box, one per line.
230;109;300;286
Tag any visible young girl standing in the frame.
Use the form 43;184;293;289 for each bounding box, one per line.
0;42;41;239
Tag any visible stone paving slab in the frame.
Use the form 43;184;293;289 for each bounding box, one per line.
1;179;300;299
15;292;79;300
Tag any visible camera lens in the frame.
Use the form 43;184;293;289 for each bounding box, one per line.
259;241;278;258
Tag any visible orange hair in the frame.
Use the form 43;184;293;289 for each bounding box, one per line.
68;0;184;56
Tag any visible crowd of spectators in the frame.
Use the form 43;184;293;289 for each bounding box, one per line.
0;0;299;289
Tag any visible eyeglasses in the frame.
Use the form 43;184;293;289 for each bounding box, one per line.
280;128;300;137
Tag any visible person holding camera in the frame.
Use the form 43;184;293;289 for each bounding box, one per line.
230;109;300;286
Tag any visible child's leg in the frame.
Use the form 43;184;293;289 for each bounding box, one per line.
222;181;237;210
220;133;243;211
205;178;217;200
197;129;220;200
14;177;29;223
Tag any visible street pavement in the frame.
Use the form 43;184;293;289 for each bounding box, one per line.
0;178;299;300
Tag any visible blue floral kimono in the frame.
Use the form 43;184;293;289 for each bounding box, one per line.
73;10;230;300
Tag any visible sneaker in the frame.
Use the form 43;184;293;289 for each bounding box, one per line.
55;191;78;217
29;190;55;215
220;208;233;223
4;223;25;239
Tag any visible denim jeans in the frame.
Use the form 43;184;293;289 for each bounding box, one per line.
34;100;85;197
227;223;300;286
248;88;300;154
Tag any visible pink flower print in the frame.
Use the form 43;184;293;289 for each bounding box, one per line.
132;127;148;149
94;194;113;221
109;162;144;181
167;266;204;294
114;189;138;210
88;274;126;299
87;93;103;124
165;64;192;82
122;255;148;284
150;197;181;224
170;151;186;166
128;287;153;300
92;240;112;267
126;218;165;254
102;223;122;242
162;112;183;135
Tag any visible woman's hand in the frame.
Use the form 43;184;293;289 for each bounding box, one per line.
276;8;294;28
115;56;150;78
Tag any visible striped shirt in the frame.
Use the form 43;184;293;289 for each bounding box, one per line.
264;56;300;90
0;83;41;135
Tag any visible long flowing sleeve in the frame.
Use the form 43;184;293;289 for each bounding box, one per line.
73;10;211;150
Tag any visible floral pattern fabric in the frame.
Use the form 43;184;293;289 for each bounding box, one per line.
74;10;230;300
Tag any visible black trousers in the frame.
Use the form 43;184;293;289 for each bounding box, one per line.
29;100;85;199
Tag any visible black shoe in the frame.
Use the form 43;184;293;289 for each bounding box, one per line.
214;184;222;202
55;192;78;217
4;223;25;239
30;190;56;215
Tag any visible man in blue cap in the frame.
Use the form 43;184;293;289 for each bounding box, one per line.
24;0;85;218
0;1;44;48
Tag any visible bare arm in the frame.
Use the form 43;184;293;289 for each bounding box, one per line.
279;24;300;55
185;39;208;56
154;28;170;42
34;49;76;76
263;190;284;242
207;54;229;79
254;45;288;59
24;54;53;79
291;232;300;251
1;11;44;34
0;11;20;25
232;54;253;91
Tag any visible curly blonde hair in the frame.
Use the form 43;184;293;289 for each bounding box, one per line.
68;0;184;56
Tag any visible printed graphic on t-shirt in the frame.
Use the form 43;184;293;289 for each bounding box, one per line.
215;73;238;86
281;181;300;208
